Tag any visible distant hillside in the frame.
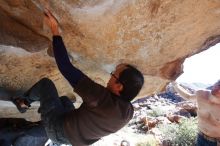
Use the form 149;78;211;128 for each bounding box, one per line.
180;82;212;90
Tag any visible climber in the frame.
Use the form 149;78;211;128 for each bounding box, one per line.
11;9;144;146
172;80;220;146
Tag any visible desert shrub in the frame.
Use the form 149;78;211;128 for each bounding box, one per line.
159;117;198;146
148;107;167;117
135;134;159;146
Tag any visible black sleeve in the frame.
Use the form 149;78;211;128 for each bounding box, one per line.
52;35;86;87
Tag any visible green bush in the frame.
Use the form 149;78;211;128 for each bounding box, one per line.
148;107;167;117
159;117;198;146
135;134;159;146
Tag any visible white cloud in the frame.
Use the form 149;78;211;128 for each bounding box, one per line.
177;43;220;84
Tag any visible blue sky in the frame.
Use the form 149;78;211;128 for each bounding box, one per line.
177;43;220;84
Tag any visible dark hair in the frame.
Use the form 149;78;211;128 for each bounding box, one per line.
118;65;144;101
216;80;220;85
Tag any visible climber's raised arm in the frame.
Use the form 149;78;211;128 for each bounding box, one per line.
172;82;196;100
44;9;86;87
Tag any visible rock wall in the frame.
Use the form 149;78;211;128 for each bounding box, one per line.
1;0;220;100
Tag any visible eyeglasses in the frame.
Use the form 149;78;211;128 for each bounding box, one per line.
110;72;124;85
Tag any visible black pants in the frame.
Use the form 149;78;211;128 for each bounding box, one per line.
23;78;74;144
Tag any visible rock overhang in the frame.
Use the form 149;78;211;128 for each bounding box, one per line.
0;0;220;101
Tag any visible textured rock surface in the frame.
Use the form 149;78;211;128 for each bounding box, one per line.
0;100;40;121
1;0;220;102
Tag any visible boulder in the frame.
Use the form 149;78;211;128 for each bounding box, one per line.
0;0;220;120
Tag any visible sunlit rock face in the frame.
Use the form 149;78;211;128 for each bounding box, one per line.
1;0;220;101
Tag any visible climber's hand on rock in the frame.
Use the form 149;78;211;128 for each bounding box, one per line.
44;8;59;35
